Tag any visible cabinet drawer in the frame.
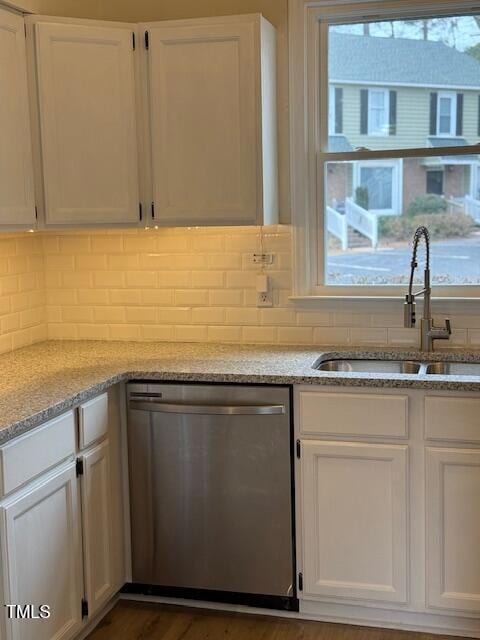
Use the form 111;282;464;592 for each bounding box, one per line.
78;393;108;450
0;411;75;497
425;396;480;442
299;391;408;438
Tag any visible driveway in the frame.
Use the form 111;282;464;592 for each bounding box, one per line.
327;238;480;285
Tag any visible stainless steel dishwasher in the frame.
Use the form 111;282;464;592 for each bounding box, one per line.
125;382;297;611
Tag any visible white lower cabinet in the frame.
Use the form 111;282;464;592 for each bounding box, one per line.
80;440;117;618
426;446;480;613
0;387;126;640
301;439;408;604
297;386;480;636
0;463;83;640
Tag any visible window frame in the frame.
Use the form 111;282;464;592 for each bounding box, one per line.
289;0;480;301
367;88;389;136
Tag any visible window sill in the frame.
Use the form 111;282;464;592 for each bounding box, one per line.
289;295;480;314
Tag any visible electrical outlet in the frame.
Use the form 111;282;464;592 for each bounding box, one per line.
257;292;273;307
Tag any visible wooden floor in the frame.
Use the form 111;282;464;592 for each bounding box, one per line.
87;601;458;640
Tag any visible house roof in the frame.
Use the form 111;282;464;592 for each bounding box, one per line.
329;135;353;152
329;33;480;88
428;137;468;147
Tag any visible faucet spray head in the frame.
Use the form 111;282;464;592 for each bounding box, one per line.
404;294;416;328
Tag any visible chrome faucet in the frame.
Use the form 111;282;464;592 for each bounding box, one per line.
404;226;451;352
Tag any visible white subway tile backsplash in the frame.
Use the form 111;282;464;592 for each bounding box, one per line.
350;327;388;346
192;307;225;325
208;325;243;342
126;307;157;324
192;271;225;288
387;328;420;347
277;327;314;344
141;325;174;341
175;289;209;306
0;227;476;355
242;326;278;343
209;289;244;307
225;307;260;326
174;325;208;342
313;327;350;345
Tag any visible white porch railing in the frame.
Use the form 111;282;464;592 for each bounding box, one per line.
327;206;348;250
464;195;480;223
345;198;378;249
445;197;465;215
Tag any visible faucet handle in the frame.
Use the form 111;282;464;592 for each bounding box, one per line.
445;318;452;335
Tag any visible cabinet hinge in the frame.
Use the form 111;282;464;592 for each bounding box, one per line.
151;201;155;220
24;23;27;37
298;572;303;591
144;30;149;50
81;598;89;619
76;458;84;477
296;439;301;459
132;32;136;50
139;202;143;222
35;205;38;220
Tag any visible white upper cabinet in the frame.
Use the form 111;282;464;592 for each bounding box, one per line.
0;8;35;227
29;18;140;226
143;14;278;226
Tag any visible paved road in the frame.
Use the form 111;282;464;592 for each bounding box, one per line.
327;239;480;285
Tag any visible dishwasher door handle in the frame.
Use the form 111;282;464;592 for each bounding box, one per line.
128;399;286;415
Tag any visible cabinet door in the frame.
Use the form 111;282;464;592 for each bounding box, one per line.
426;447;480;612
0;8;35;226
34;21;139;225
301;440;408;603
146;20;259;225
0;463;83;640
80;440;114;617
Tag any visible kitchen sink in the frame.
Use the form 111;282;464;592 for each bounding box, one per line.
314;359;421;374
425;362;480;376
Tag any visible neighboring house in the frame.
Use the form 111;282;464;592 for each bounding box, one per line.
327;33;480;217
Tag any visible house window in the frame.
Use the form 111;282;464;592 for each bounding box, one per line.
291;1;480;296
368;89;389;136
328;87;335;134
437;92;456;136
426;170;444;195
355;161;401;214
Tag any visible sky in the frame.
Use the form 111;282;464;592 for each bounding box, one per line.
331;15;480;52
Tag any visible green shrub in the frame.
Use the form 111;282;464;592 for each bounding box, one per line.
406;195;447;217
379;213;473;241
355;186;369;210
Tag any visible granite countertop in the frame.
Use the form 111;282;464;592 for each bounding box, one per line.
2;340;480;445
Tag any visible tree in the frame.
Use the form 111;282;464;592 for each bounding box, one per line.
400;19;430;40
466;42;480;62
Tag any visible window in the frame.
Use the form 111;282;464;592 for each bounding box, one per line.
368;89;389;136
437;92;456;136
329;86;343;135
355;160;400;214
426;170;444;195
291;0;480;297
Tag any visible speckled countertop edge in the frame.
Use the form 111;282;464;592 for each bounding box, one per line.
3;341;480;445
